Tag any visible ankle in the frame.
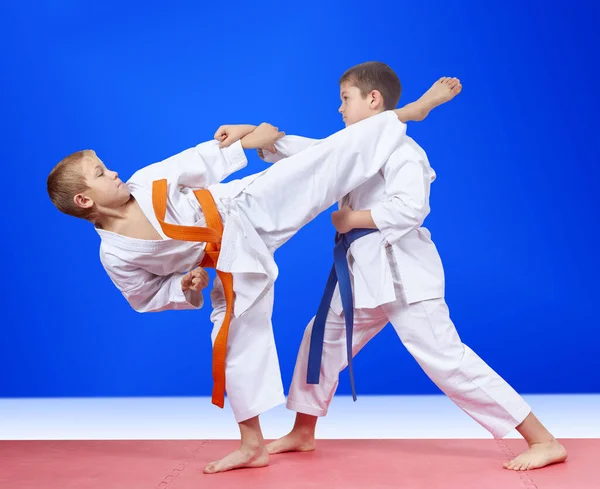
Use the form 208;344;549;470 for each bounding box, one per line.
528;435;556;446
240;439;264;452
289;424;315;438
292;416;317;436
413;99;433;121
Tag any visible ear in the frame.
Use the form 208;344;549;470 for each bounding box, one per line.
369;90;384;110
74;193;93;209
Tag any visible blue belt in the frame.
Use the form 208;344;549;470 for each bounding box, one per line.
306;228;378;401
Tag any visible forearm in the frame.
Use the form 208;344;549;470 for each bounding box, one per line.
346;206;424;234
240;124;269;149
259;135;320;163
133;139;247;189
234;124;257;145
349;209;378;229
240;131;256;149
370;198;428;245
237;124;257;135
124;273;204;313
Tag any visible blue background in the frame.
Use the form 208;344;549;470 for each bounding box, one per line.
1;0;598;398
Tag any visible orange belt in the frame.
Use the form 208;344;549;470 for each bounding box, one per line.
152;179;233;409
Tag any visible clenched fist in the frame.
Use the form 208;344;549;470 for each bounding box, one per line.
214;124;256;148
181;267;209;292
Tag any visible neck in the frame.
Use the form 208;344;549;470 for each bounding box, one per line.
94;196;135;231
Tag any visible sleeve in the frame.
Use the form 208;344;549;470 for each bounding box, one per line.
101;253;204;313
122;271;204;313
131;139;247;188
260;135;320;163
369;150;432;246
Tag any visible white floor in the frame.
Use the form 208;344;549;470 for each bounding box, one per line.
0;394;598;440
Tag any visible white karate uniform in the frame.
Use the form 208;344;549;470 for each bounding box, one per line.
96;111;407;422
264;133;531;438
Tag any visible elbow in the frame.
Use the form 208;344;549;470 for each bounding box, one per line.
122;291;152;314
128;299;149;314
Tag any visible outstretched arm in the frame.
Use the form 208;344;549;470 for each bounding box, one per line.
131;139;248;190
230;76;463;164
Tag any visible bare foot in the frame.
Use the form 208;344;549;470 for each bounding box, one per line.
503;439;567;471
203;445;269;474
266;430;316;455
414;77;463;121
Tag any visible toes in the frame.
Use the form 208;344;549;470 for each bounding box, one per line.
507;457;524;470
203;463;216;474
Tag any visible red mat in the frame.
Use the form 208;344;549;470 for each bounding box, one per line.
0;439;596;489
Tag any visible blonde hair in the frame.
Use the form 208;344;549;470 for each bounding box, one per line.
47;150;97;221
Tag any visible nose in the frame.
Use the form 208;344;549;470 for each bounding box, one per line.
338;104;343;114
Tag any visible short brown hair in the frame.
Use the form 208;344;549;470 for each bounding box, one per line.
339;61;401;110
47;150;97;221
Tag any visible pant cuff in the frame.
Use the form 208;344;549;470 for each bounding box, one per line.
286;399;328;417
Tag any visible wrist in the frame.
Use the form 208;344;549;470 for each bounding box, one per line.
350;210;377;230
348;210;360;230
241;124;257;137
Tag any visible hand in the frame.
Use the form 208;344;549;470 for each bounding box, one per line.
257;147;278;161
331;206;356;234
181;267;209;292
241;123;284;152
214;124;256;148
